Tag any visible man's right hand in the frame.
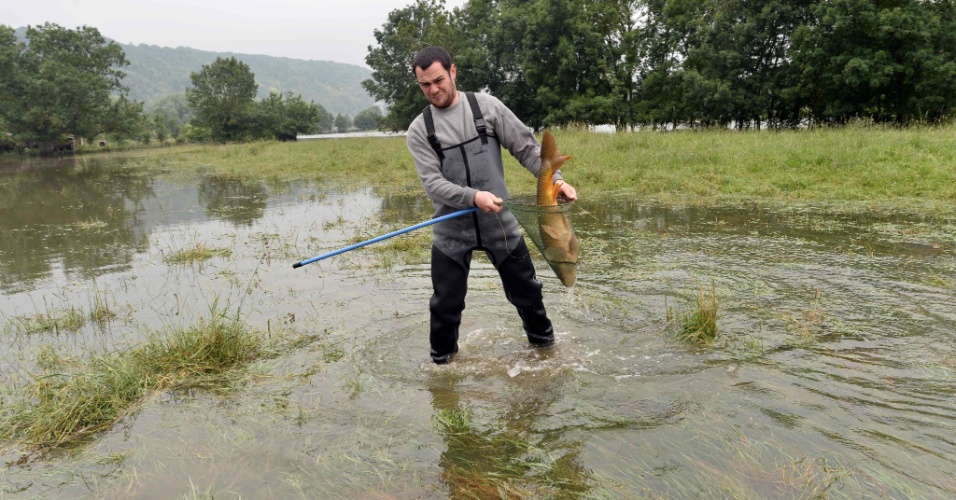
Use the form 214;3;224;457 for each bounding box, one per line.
474;191;503;213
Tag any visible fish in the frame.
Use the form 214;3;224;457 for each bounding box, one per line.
536;130;579;287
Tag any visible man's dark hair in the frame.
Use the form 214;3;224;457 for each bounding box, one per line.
412;46;453;74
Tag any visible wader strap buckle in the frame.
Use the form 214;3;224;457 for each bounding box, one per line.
465;92;488;145
422;106;445;161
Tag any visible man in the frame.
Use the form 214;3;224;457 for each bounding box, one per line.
406;46;578;364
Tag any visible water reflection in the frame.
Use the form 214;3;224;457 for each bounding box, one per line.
379;191;436;224
0;156;298;295
197;175;268;226
428;375;592;497
0;156;154;293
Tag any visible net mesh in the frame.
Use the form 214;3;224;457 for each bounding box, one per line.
506;196;578;286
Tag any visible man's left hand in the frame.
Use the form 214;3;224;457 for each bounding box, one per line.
556;181;577;203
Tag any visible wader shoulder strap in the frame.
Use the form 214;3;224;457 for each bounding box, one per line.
422;106;444;161
465;92;488;145
422;92;487;160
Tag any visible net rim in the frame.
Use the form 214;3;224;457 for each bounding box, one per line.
505;196;575;214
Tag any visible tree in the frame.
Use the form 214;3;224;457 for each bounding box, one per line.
277;93;328;138
362;0;460;131
186;56;258;141
319;109;335;133
452;0;541;126
664;0;815;129
0;26;20;120
508;0;630;128
100;95;147;141
147;93;193;141
353;106;383;130
791;0;956;124
334;113;352;133
0;26;20;151
254;91;327;140
0;23;136;154
581;0;645;128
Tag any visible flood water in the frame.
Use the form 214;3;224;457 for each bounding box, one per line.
1;153;955;498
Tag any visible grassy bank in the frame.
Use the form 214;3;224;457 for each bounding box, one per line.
144;125;956;214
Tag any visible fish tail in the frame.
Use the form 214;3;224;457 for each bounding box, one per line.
540;130;557;173
538;131;558;204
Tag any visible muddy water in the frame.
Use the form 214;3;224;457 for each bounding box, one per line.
1;154;954;498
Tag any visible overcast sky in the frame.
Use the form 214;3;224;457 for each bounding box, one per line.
3;0;467;67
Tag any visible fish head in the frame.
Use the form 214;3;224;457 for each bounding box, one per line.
552;262;577;287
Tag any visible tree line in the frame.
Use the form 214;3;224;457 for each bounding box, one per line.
363;0;956;131
0;23;382;155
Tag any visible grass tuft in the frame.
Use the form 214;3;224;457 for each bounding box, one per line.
675;280;720;343
0;307;261;452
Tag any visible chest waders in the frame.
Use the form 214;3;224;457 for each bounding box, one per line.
423;92;554;364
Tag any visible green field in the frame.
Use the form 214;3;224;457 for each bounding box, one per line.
145;125;956;215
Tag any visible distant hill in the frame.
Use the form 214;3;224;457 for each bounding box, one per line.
12;27;376;116
120;44;376;116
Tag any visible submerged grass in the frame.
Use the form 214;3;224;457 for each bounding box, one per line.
143;124;956;214
0;306;261;453
783;288;827;344
163;241;233;265
6;306;88;335
2;288;120;336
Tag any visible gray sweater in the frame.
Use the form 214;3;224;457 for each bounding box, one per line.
406;91;562;209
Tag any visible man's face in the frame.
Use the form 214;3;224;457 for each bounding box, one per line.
415;61;458;109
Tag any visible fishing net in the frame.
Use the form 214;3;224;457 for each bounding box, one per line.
506;196;579;287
